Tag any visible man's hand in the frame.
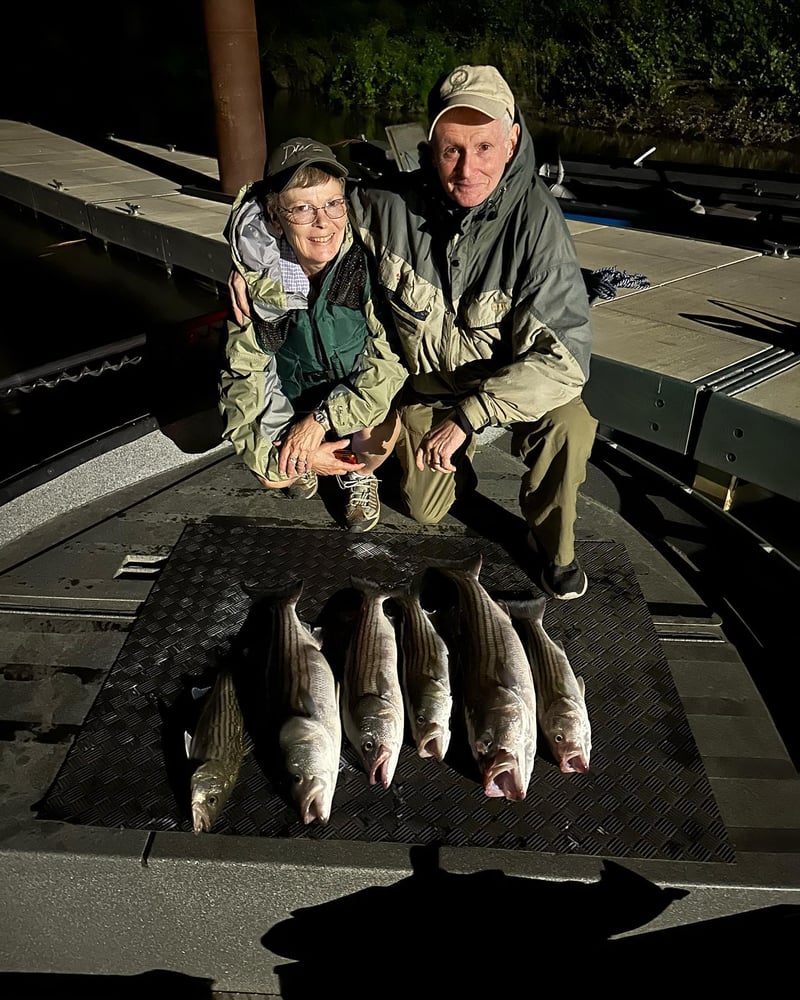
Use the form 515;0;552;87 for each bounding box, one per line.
415;418;466;473
227;269;251;326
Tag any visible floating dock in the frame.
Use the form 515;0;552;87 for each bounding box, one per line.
0;120;798;997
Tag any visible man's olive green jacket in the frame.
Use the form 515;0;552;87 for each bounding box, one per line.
349;113;594;433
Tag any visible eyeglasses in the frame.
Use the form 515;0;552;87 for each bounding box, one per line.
277;198;347;225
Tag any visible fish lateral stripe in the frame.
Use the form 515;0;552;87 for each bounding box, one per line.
189;669;246;764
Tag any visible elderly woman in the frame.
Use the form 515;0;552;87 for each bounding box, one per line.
220;138;407;532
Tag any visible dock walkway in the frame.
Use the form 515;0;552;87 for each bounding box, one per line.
2;119;798;510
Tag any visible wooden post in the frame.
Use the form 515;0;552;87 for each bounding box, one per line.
203;0;266;196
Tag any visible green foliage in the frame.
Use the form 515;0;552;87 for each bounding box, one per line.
328;22;457;112
264;0;800;134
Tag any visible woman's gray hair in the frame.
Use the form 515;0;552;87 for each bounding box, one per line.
266;166;345;214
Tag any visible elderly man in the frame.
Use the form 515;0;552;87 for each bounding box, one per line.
229;65;597;599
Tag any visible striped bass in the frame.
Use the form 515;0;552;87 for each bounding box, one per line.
266;579;342;825
504;595;592;774
395;575;453;761
188;665;246;833
343;576;405;788
433;554;537;801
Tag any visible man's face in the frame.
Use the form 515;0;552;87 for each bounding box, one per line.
431;107;520;208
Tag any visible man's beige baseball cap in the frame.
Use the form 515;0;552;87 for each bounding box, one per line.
427;65;516;140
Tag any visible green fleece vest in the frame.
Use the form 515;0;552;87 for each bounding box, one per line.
259;242;370;408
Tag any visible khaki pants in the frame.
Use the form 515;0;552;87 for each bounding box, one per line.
395;396;597;566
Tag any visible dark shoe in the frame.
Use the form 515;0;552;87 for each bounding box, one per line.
284;471;318;500
528;532;588;600
337;472;380;532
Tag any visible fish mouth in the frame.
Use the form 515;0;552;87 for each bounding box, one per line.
559;750;590;774
191;805;212;834
481;749;525;801
367;745;394;788
416;725;447;761
297;777;332;825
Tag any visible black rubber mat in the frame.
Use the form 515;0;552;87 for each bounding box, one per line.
38;523;735;863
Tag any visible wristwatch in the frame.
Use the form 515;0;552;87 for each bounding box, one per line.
312;407;331;433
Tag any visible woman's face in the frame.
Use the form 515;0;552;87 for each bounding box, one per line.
273;177;347;276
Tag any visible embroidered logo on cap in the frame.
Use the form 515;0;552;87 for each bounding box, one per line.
280;141;325;166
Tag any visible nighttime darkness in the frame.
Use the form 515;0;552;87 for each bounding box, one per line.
1;3;799;996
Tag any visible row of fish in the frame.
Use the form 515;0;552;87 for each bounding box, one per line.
187;553;592;832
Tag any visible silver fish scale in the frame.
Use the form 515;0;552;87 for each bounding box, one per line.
272;593;334;719
505;597;588;713
505;596;591;772
189;669;245;768
342;582;405;788
446;568;530;689
397;591;450;689
396;588;452;756
440;562;537;745
345;590;401;701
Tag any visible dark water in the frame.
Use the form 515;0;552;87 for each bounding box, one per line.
30;83;796;177
0;201;223;486
261;91;800;175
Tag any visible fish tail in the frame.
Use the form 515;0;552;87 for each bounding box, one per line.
502;594;546;625
350;575;405;601
259;578;304;606
427;553;483;580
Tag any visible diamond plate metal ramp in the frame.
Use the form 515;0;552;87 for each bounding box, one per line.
38;523;735;864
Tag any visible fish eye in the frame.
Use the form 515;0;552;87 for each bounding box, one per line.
416;714;426;725
363;739;374;752
554;734;564;743
208;795;217;805
293;774;302;784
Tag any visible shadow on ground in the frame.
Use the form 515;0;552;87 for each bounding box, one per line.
0;969;214;998
263;843;799;999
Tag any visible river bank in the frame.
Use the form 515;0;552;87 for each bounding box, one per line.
261;86;800;176
527;85;800;168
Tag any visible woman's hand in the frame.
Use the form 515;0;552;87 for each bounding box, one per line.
313;441;367;477
278;415;326;478
278;418;366;478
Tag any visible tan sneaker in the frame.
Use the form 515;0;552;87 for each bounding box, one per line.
284;471;318;500
337;472;380;532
